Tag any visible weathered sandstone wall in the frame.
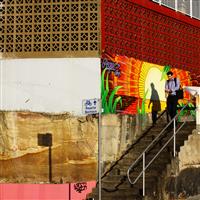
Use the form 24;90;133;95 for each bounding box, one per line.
0;111;98;183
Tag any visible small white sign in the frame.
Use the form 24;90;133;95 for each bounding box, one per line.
82;98;99;115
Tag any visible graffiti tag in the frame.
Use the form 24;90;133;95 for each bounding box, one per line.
74;182;87;193
101;58;121;77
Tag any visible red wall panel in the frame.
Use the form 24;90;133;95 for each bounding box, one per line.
102;0;200;83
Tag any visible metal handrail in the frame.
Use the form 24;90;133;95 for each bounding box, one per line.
99;110;167;193
127;98;197;195
101;109;167;180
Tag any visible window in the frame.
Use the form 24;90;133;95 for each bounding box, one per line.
162;0;175;9
152;0;200;20
178;0;190;15
193;0;200;19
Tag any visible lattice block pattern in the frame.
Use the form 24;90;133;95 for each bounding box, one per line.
0;0;100;57
102;0;200;75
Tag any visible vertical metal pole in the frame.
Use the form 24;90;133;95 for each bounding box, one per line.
173;119;176;157
0;60;2;110
196;94;200;133
143;152;145;196
190;0;193;17
98;99;102;200
175;0;178;11
69;183;71;200
49;146;52;183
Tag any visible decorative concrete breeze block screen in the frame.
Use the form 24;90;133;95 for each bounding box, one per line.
0;0;100;58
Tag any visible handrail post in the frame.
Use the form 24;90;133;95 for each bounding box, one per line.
173;118;176;157
196;93;200;133
143;152;145;196
127;101;193;187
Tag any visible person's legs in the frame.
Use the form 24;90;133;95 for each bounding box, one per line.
171;96;178;119
167;96;173;120
167;96;178;120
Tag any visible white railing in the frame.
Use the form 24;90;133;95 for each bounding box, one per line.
127;98;197;196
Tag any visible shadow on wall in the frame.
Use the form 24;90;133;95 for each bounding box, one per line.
148;83;161;124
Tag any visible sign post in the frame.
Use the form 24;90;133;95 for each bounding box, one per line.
98;99;102;200
37;133;52;183
82;98;101;200
82;98;99;115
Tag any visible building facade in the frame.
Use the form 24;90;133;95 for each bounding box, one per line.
0;0;200;199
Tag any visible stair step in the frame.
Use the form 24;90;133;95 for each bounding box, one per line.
88;187;153;200
119;155;171;170
102;172;158;191
88;192;143;200
102;172;157;183
88;120;195;199
91;187;140;196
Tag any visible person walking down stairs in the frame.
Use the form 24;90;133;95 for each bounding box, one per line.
165;71;181;122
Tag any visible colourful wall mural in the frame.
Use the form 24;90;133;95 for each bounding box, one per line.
101;54;192;115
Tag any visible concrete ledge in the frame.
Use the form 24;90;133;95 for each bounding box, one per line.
187;194;200;200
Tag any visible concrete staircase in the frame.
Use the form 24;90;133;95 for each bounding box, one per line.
87;112;196;200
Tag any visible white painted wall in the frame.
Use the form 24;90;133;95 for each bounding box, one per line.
0;58;100;115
